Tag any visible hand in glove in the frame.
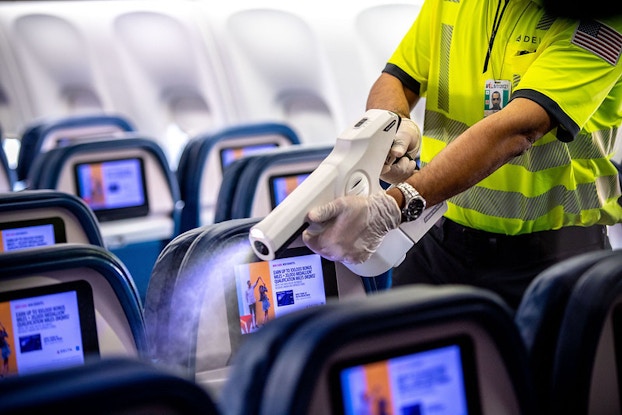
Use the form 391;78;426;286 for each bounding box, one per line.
381;117;421;184
302;191;401;265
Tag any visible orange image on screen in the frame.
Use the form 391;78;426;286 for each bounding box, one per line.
361;360;394;415
0;302;17;378
248;261;274;326
284;176;300;199
231;148;245;162
87;163;106;207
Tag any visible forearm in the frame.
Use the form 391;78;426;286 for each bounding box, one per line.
387;97;553;208
367;73;420;118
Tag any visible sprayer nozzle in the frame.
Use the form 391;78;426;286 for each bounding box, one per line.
253;241;270;257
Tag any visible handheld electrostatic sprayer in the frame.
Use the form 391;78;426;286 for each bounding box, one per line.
249;109;447;276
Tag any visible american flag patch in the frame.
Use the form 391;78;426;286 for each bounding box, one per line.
572;20;622;65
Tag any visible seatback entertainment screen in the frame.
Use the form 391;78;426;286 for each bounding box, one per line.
0;217;67;252
268;172;311;209
233;246;337;335
219;143;279;170
74;157;149;221
330;335;482;415
0;280;99;377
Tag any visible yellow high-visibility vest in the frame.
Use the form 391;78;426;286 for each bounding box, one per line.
386;0;622;234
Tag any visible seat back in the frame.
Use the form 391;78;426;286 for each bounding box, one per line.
216;7;346;145
0;2;120;141
108;1;236;165
514;249;620;411
214;144;332;222
27;137;181;302
144;217;366;396
0;1;235;168
0;189;104;249
0;243;146;365
222;284;537;415
177;122;300;231
220;300;342;415
0;357;219;414
547;252;622;414
16;113;135;183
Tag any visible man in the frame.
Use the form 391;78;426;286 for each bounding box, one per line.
246;278;261;330
490;90;502;110
303;0;622;309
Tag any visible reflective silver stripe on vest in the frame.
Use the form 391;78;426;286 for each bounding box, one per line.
448;175;618;220
438;24;452;113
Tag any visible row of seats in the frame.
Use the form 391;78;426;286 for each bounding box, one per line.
3;108;403;300
0;230;620;413
1;117;339;300
0;0;426;169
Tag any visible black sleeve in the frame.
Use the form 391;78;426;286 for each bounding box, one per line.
382;63;422;96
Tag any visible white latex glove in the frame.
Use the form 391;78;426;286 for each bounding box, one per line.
381;117;421;184
302;191;401;265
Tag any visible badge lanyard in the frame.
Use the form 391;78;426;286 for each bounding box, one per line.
483;0;510;74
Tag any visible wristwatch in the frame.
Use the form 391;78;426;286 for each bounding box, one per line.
395;182;426;222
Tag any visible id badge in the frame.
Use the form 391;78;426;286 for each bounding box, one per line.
484;79;511;117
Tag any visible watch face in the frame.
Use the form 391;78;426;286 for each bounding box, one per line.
396;182;426;222
404;197;425;221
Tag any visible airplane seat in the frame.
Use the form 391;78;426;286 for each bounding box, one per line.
212;156;259;225
26;137;182;303
143;226;206;365
16;113;135;184
177;122;300;232
0;243;147;368
514;249;620;411
546;252;622;414
0;2;121;147
110;1;237;167
144;217;367;397
222;284;537;415
0;357;220;414
214;7;347;145
0;189;104;249
219;299;343;415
